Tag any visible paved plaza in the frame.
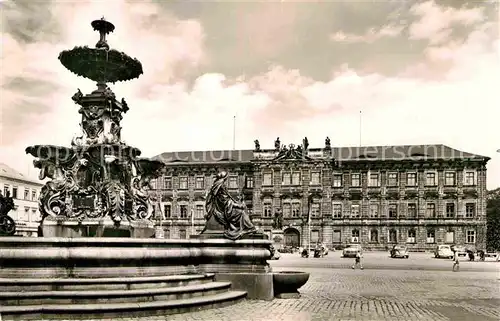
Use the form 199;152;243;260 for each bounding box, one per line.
51;252;499;321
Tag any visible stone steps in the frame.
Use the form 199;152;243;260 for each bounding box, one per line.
0;273;215;291
0;274;247;320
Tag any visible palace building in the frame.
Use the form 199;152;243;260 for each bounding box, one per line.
0;163;43;237
150;138;490;251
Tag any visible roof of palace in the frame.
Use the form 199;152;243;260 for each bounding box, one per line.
0;163;43;185
153;144;490;164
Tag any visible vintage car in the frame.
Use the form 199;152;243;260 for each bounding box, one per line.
342;244;362;258
390;245;409;259
434;244;454;259
450;245;467;258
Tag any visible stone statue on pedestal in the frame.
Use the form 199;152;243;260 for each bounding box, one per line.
201;171;257;240
273;208;283;230
0;191;16;236
325;136;331;149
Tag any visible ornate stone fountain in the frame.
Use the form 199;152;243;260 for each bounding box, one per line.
25;18;164;238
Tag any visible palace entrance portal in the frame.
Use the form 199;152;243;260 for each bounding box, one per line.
284;228;300;247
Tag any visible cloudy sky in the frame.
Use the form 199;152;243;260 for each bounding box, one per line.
1;0;499;189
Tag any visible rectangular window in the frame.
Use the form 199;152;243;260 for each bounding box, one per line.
332;203;342;218
164;229;171;239
164;204;171;218
23;188;29;200
389;230;397;243
351;204;360;218
263;173;273;186
406;173;417;186
179;229;187;239
164;177;173;189
179;205;188;218
426;230;435;243
32;190;37;201
291;172;301;185
407;230;416;243
465;203;475;218
351;174;361;187
332;230;341;243
370;230;378;242
282;173;291;185
228;176;238;189
283;203;291;217
291;202;301;217
464;171;475;186
263;201;272;217
3;185;9;196
332;174;342;187
351;230;360;243
426;203;436;218
425;172;436;186
195;177;204;190
310;171;321;185
445;172;456;186
407;203;417;218
387;172;398;187
196;204;204;218
388;204;398;218
369;173;380;187
311;203;320;217
466;230;475;244
179;177;188;190
311;230;319;243
245;177;254;188
446;203;455;218
369;204;379;218
12;186;18;199
445;231;454;243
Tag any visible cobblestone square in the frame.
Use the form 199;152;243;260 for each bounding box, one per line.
68;253;499;321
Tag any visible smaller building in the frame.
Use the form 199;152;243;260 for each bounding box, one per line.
0;163;43;237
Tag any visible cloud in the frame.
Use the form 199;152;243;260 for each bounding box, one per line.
331;24;405;43
409;0;485;44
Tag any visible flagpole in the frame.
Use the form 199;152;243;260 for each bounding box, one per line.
232;115;236;150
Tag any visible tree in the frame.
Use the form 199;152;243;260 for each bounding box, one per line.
486;188;500;251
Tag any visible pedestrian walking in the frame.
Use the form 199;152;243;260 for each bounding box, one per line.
452;250;460;272
352;250;363;270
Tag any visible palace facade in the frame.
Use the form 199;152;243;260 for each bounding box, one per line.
150;139;490;251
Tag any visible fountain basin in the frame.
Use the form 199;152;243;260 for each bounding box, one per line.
273;271;310;299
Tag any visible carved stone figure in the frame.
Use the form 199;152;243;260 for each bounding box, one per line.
0;191;16;236
274;137;281;150
325;136;331;149
273;208;283;229
303;137;309;151
202;171;257;240
254;139;261;151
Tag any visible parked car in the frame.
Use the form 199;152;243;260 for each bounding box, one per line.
390;245;409;259
450;245;467;258
482;251;499;261
434;245;454;259
342;244;362;258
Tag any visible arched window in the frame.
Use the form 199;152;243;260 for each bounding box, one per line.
370;229;378;243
